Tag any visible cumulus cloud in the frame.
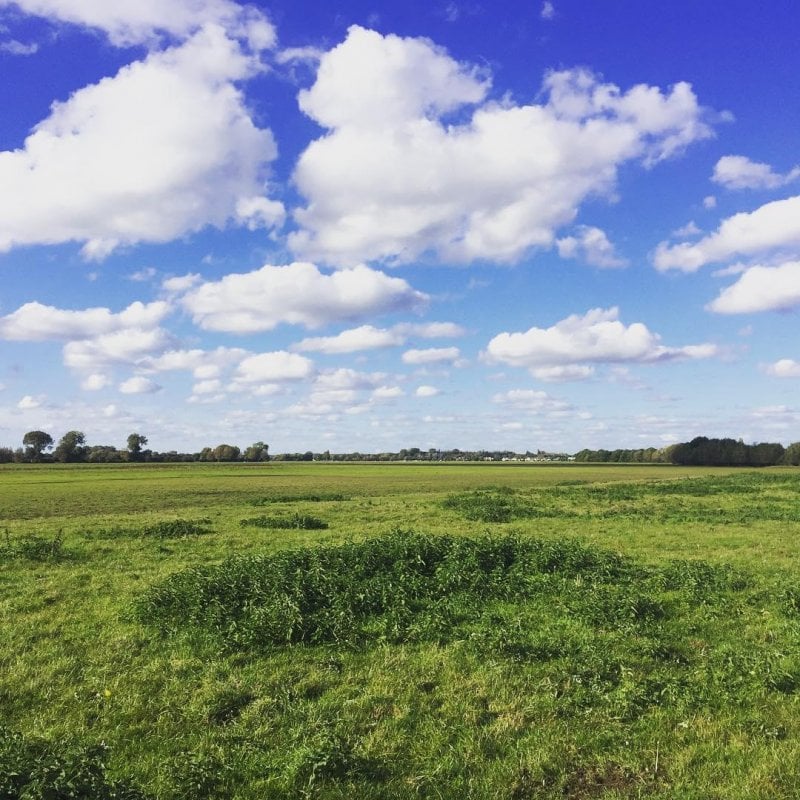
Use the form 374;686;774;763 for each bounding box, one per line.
140;346;248;377
81;373;110;391
0;0;276;49
0;25;282;258
293;325;405;354
119;376;161;394
707;261;800;314
162;273;202;294
182;262;427;333
531;365;595;382
394;321;466;338
372;385;404;400
290;26;713;266
63;327;175;371
0;300;170;341
233;351;314;385
485;307;717;371
492;389;570;413
763;359;800;378
17;394;44;409
556;225;627;268
402;346;461;365
415;385;440;397
654;195;800;272
712;155;800;191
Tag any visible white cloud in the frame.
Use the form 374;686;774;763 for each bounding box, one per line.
703;195;717;209
140;346;247;377
763;359;800;378
81;373;110;391
415;385;440;397
0;39;38;55
372;385;404;400
485;307;717;370
531;365;595;382
192;378;222;394
162;273;202;293
183;262;428;333
712;155;800;191
63;327;174;371
314;368;386;391
654;195;800;272
0;26;282;258
402;346;461;365
541;1;556;20
394;321;466;338
293;325;405;354
492;389;570;413
707;261;800;314
556;225;627;268
119;376;161;394
17;394;43;409
233;351;315;385
0;300;170;341
0;0;276;49
672;220;701;238
291;26;713;266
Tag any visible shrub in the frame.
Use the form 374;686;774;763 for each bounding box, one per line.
239;514;328;531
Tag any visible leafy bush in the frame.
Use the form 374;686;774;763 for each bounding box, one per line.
0;529;72;563
239;514;328;530
92;519;212;539
0;728;148;799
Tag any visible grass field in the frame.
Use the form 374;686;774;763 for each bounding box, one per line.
3;462;800;798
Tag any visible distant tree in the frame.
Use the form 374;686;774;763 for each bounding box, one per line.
22;430;53;462
243;441;269;462
212;444;241;462
54;430;87;463
127;433;148;461
86;445;123;463
783;442;800;466
0;447;13;463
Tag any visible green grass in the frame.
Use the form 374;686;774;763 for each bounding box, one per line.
3;462;800;798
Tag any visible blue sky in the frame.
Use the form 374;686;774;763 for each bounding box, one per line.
1;0;799;454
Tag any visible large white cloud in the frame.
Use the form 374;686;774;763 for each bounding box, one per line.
63;327;175;371
763;359;800;378
233;351;314;384
654;195;800;272
712;155;800;191
0;300;170;341
485;307;717;370
181;261;428;333
0;0;275;48
0;25;282;258
707;261;800;314
290;26;713;266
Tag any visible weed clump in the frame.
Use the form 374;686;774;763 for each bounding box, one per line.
93;518;212;539
0;529;73;562
0;727;149;799
240;513;328;530
134;533;659;649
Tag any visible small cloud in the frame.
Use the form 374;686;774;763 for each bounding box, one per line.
672;221;701;239
162;273;201;294
119;376;161;394
402;347;461;366
18;394;43;409
712;154;800;191
763;359;800;378
81;373;110;391
703;195;717;209
129;267;157;282
415;385;440;397
0;40;39;56
556;226;627;268
541;1;556;20
372;385;404;400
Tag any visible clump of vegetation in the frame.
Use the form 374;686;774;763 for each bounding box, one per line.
441;487;522;522
0;727;149;799
239;513;328;531
92;518;212;539
0;528;72;562
251;492;349;505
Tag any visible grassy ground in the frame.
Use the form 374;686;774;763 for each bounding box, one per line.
2;462;800;798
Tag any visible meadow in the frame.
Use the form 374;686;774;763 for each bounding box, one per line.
2;461;800;798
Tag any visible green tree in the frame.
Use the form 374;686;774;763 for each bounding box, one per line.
243;441;269;462
126;433;148;461
212;444;241;462
54;430;87;463
22;430;53;462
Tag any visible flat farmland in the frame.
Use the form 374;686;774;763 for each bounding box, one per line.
3;462;800;798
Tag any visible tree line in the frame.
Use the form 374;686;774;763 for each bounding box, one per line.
0;431;269;464
575;437;800;467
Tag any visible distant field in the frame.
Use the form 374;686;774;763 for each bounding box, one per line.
2;463;800;798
